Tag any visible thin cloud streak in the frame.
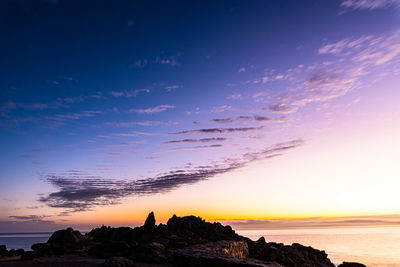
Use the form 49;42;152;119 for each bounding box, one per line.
168;144;223;151
109;89;150;98
340;0;399;10
130;105;176;114
210;116;287;124
162;137;227;145
171;126;263;135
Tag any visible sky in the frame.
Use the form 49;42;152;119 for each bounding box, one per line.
1;0;400;232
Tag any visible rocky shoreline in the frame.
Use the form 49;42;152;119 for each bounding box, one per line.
0;212;366;267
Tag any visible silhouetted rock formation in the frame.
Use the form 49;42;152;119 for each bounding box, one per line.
338;262;366;267
0;212;367;267
48;227;85;244
0;245;7;257
144;211;156;228
0;245;25;258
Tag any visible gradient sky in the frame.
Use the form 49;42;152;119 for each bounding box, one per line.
1;0;400;232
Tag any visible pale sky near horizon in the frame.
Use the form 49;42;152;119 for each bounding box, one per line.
1;0;400;232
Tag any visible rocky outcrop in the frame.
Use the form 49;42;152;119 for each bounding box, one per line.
27;227;92;257
6;212;364;267
0;245;7;257
48;227;86;244
174;253;284;267
338;262;367;267
0;245;25;258
144;211;156;228
173;240;279;266
175;240;249;259
247;241;335;267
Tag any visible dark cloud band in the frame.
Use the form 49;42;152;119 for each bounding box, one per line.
39;139;303;214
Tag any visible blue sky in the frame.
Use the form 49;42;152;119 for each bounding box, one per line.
1;0;400;232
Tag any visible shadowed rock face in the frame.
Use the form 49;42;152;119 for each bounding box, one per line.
176;240;249;259
13;212;366;267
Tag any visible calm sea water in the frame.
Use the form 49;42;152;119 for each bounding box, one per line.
1;226;399;266
237;226;400;267
0;233;51;251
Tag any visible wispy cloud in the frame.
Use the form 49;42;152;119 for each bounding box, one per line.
25;149;51;153
9;215;49;221
211;105;235;113
131;55;181;68
105;121;161;127
227;93;242;100
109;89;150;98
168;144;223;151
165;85;182;92
269;104;299;114
210;115;287;124
340;0;399;10
252;29;400;115
162;137;227;145
224;214;400;230
155;55;180;66
46;110;104;128
114;132;138;137
130;104;176;114
39;139;302;213
0;101;53;113
131;59;148;68
48;110;103;122
171;126;263;135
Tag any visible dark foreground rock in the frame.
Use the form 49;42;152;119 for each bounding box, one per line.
338;262;366;267
102;256;136;267
0;212;366;267
174;240;284;266
0;245;25;258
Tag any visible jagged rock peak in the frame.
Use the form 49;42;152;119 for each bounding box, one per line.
256;236;266;244
144;211;156;227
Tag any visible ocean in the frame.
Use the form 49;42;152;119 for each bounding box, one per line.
1;226;399;266
237;226;400;267
0;233;51;251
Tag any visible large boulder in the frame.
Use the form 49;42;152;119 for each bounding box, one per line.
29;227;90;255
48;227;85;245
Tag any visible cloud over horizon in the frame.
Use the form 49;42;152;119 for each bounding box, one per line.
130;105;176;114
39;139;303;214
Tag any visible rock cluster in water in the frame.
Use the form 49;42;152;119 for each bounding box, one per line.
0;212;366;267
